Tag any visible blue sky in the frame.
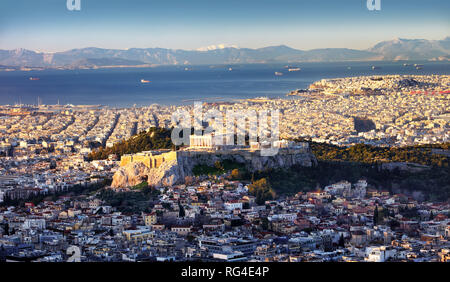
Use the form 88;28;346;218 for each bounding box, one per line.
0;0;448;52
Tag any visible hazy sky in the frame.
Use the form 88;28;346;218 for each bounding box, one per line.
0;0;448;52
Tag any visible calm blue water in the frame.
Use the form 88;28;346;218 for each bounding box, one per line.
0;61;449;107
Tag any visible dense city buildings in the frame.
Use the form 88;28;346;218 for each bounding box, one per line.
0;75;449;262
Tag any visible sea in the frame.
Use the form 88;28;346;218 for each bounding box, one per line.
0;61;449;107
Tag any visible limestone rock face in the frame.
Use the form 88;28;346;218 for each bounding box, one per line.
146;158;186;187
176;150;317;174
111;161;150;188
247;153;316;171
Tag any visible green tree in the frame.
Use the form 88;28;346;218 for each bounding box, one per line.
230;169;241;180
261;218;269;230
3;223;9;236
374;205;379;226
248;178;275;205
214;161;224;171
178;201;185;218
338;234;345;247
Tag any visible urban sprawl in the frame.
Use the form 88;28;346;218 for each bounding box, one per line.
0;74;449;262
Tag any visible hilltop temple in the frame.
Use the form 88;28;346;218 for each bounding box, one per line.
189;134;215;148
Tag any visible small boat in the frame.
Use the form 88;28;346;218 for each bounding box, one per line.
29;77;40;81
140;79;150;83
371;66;380;70
274;72;283;76
288;68;301;72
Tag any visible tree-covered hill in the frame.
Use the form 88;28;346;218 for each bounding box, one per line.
88;127;174;160
295;139;449;167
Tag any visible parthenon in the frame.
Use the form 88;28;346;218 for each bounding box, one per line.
189;134;214;148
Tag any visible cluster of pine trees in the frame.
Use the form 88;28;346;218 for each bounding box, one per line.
248;178;276;205
298;140;449;167
88;127;174;160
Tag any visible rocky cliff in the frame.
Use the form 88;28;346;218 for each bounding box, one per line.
111;149;317;188
111;161;150;188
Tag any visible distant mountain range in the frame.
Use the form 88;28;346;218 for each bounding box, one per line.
0;37;448;70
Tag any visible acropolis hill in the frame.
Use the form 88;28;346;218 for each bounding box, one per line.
111;137;316;188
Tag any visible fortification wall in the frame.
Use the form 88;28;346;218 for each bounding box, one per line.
119;150;178;169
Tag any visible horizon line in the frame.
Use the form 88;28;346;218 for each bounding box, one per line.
3;36;449;54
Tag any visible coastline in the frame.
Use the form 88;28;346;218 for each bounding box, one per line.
0;61;449;107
